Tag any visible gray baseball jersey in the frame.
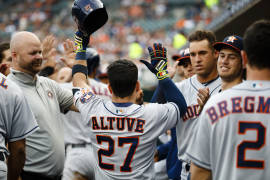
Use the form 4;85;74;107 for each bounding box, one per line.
186;81;270;180
0;73;38;179
73;88;180;180
175;75;221;162
62;79;111;180
62;79;111;145
8;69;73;177
0;73;38;154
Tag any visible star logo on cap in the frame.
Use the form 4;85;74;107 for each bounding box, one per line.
84;4;92;12
227;36;237;43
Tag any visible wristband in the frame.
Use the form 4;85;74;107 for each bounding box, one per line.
72;64;88;77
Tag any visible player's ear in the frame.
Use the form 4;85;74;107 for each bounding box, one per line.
108;84;113;94
241;50;248;68
11;51;16;61
135;81;140;92
214;49;219;60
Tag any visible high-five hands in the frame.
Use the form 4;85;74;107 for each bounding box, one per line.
140;43;169;80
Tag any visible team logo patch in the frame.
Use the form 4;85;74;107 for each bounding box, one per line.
252;82;263;88
80;90;94;104
227;36;237;43
116;109;124;114
47;91;53;98
84;4;93;12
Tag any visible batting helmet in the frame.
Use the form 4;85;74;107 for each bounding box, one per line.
72;0;108;36
86;48;100;75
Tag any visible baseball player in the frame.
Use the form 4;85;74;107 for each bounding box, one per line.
0;42;11;76
187;19;270;180
72;31;187;179
214;35;244;91
62;48;111;180
0;72;38;180
175;48;194;79
174;30;221;179
153;48;194;180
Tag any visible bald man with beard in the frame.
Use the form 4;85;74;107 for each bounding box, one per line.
8;31;77;180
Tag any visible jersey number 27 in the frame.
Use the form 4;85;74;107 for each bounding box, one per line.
96;135;139;172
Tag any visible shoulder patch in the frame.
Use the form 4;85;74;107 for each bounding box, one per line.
0;77;8;89
80;89;94;104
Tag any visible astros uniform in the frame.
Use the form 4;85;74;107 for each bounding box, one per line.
0;73;38;179
187;81;270;180
73;88;180;180
175;74;221;179
62;78;111;180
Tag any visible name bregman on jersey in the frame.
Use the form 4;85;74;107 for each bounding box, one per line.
90;116;145;133
206;96;270;124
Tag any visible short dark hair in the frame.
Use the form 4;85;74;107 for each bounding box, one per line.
107;59;138;98
188;30;216;50
0;42;10;63
244;19;270;69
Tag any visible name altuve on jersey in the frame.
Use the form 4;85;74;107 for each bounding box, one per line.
207;96;270;124
90;116;145;133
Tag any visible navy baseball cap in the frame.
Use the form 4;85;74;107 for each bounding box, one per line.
172;48;190;66
214;35;243;52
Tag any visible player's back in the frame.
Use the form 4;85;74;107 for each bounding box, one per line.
200;81;270;180
74;89;180;180
61;80;111;145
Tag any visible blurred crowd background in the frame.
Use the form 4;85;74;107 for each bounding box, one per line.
0;0;259;100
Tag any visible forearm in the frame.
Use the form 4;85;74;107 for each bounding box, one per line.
72;31;90;89
8;140;26;180
159;78;187;117
157;140;172;160
72;59;89;88
151;85;166;103
190;163;212;180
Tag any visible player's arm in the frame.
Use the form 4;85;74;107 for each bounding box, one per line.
190;162;212;180
156;138;172;161
7;139;26;180
69;104;79;112
151;85;166;103
72;31;90;89
141;43;187;116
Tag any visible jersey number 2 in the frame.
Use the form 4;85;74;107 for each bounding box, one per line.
96;135;139;172
237;121;266;169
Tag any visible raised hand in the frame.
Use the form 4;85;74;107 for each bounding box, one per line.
60;39;76;68
42;35;57;67
197;87;210;114
168;61;178;79
140;43;169;80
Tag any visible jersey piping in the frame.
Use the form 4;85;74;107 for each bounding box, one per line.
9;126;39;141
103;102;143;117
